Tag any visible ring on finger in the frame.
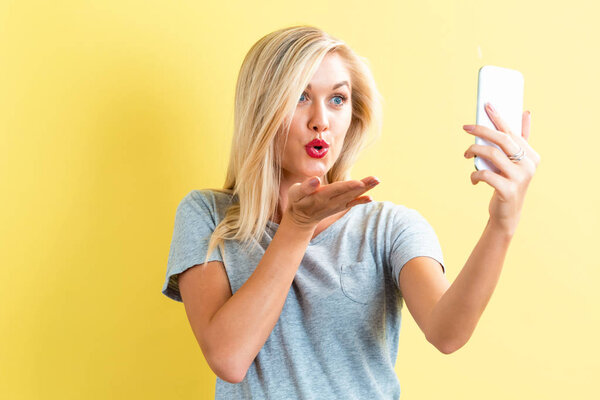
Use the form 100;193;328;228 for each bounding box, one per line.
507;146;526;163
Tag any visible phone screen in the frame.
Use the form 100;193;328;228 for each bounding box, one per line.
475;65;524;172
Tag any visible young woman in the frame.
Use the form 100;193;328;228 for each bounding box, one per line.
161;25;540;399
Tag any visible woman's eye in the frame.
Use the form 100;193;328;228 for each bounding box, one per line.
332;95;346;106
298;92;347;106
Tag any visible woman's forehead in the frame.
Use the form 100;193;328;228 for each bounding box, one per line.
306;53;351;90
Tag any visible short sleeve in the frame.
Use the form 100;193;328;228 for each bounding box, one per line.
389;207;445;291
161;191;224;303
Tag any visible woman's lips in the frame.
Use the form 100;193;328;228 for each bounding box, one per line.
305;146;328;158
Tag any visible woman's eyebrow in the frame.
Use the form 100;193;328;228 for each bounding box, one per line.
306;81;349;90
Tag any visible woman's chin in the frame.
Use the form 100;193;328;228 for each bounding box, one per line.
303;165;328;178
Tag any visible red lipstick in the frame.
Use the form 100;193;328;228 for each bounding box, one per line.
305;139;329;159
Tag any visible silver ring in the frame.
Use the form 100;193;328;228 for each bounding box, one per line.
508;146;525;163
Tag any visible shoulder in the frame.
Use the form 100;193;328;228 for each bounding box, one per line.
180;188;235;204
180;188;237;208
177;189;237;222
353;200;436;237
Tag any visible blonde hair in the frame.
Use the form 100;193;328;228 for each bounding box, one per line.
202;25;383;267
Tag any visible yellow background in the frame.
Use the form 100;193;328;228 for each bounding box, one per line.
1;0;598;398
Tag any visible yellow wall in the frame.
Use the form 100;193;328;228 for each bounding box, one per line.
1;0;597;398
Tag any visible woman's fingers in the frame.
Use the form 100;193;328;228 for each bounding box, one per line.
346;195;372;208
468;103;540;167
290;176;322;202
341;180;379;207
463;124;521;157
484;102;515;139
520;111;541;165
464;143;520;179
522;110;531;142
463;113;540;172
293;176;380;215
325;177;378;200
469;169;514;201
329;177;379;201
361;176;380;186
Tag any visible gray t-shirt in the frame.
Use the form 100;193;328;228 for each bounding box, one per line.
162;189;445;400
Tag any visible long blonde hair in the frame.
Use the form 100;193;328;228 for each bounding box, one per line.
202;25;383;267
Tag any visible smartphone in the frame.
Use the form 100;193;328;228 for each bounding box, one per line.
474;65;524;172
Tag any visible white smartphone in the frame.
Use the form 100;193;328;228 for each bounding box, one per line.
474;65;524;172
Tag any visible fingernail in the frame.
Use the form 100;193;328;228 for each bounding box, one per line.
486;102;495;113
309;177;319;186
369;177;380;186
463;125;475;132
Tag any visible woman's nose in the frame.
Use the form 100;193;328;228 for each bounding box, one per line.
309;102;328;132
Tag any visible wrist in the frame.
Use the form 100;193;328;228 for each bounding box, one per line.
487;218;516;240
280;212;317;235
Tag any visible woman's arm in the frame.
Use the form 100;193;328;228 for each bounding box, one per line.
414;220;512;354
402;105;539;354
204;177;375;383
205;214;315;383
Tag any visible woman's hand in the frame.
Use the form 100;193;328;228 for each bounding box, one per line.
284;176;380;230
463;103;541;235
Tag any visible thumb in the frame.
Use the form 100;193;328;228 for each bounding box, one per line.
290;176;320;202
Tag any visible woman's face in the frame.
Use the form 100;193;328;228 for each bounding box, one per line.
278;52;353;184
